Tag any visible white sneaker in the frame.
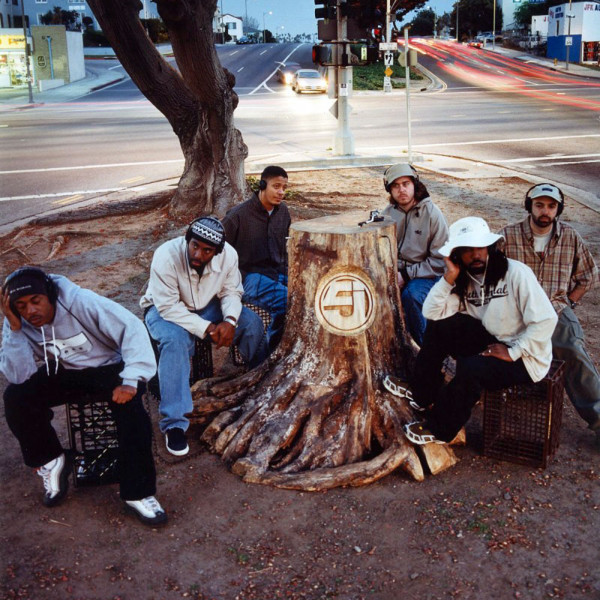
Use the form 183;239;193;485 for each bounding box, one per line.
125;496;168;525
37;453;70;507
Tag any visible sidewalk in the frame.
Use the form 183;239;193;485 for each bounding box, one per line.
485;44;600;79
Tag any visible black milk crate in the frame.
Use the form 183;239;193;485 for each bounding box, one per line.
148;335;214;400
483;360;565;469
66;398;119;487
231;302;272;366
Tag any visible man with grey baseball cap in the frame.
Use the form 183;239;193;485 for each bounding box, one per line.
500;183;600;449
381;163;448;347
385;216;557;446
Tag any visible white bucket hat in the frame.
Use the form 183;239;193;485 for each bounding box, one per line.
439;217;504;257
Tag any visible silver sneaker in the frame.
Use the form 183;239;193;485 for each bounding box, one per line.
37;453;70;507
125;496;168;525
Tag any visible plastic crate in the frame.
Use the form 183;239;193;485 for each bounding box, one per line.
483;360;565;468
148;335;214;400
231;303;272;366
66;397;119;487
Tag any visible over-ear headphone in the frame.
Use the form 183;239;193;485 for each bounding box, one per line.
525;183;564;216
185;216;226;254
383;164;419;193
259;179;267;191
3;266;58;310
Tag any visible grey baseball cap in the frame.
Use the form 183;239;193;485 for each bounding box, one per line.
528;183;564;204
383;163;417;187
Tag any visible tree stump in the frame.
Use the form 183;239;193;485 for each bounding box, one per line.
192;211;458;490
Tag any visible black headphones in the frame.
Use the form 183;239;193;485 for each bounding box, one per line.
185;216;226;254
383;164;419;193
3;266;58;311
525;183;564;216
259;179;267;191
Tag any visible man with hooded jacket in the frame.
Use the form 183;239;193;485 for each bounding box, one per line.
381;163;448;346
1;267;166;526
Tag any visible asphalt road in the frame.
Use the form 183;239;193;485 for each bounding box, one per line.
1;40;599;229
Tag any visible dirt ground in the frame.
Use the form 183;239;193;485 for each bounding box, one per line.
1;167;599;600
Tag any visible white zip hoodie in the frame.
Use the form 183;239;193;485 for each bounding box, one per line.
1;275;156;386
423;259;558;382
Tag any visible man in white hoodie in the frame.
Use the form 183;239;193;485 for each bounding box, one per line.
1;267;166;526
141;216;268;457
381;163;448;347
385;217;557;445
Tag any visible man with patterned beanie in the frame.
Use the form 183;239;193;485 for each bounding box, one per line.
141;216;268;457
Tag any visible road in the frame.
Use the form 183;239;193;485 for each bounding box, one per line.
1;40;599;228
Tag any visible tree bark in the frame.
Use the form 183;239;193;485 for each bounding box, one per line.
86;0;247;216
192;212;458;490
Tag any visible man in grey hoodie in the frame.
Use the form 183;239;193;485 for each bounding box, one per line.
1;267;167;526
381;163;449;347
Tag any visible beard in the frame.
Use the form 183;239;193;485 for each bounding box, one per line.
467;261;487;275
531;214;555;229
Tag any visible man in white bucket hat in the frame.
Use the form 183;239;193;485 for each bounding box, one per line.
381;163;448;347
386;216;557;446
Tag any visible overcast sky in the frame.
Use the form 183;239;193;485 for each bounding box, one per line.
219;0;457;38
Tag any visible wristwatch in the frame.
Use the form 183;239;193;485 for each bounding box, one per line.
568;298;578;309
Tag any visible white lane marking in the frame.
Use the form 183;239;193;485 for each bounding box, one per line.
108;65;123;70
260;50;267;55
0;187;148;202
0;158;183;175
496;153;600;163
238;66;245;72
410;134;600;149
230;50;239;56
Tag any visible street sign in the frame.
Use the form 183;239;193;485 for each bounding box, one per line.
379;42;397;51
384;67;393;77
384;51;394;66
399;49;418;67
339;83;348;97
565;36;573;46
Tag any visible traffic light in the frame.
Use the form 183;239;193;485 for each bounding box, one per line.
315;0;336;20
312;44;334;66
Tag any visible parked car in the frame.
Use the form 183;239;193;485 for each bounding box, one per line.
291;69;328;94
236;36;252;45
275;62;301;85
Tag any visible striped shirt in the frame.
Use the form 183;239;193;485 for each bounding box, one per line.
499;217;599;313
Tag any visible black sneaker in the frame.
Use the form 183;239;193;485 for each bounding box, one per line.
37;453;71;507
165;428;189;456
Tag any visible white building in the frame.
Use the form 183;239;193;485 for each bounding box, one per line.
547;1;600;62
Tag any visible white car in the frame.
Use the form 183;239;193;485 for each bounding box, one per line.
291;69;327;94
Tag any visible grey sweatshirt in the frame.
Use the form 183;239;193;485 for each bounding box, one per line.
0;275;156;387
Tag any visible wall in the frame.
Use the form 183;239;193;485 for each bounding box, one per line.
66;29;84;81
547;1;599;62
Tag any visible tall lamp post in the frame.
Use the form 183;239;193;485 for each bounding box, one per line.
262;10;272;44
455;0;459;41
20;0;33;103
492;0;496;50
565;0;573;70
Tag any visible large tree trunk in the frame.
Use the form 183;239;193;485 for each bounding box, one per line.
87;0;247;216
191;212;458;490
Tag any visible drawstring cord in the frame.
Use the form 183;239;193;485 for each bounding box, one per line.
40;326;59;376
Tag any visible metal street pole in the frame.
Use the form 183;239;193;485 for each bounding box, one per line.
404;27;412;163
565;0;573;70
20;0;33;103
456;1;459;41
333;0;354;156
262;10;271;44
492;0;496;50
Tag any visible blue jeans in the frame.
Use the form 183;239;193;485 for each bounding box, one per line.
553;307;600;430
242;272;288;349
401;277;439;347
145;301;268;433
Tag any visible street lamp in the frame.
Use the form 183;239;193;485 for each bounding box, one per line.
19;0;33;103
455;0;460;41
262;10;272;44
492;0;496;50
565;0;574;70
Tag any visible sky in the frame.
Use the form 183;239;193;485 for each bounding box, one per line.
219;0;457;38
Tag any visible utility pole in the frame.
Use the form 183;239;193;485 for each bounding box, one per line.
20;0;33;103
404;27;412;164
334;0;354;155
565;0;573;70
